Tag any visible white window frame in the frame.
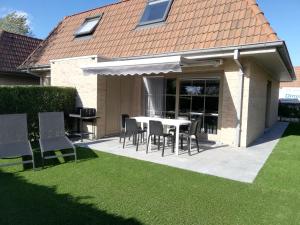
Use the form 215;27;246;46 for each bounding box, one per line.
138;0;174;26
74;14;103;37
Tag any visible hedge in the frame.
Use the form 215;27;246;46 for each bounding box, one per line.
0;86;76;141
278;103;300;120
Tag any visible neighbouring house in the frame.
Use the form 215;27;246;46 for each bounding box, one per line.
0;30;42;85
20;0;295;147
280;67;300;103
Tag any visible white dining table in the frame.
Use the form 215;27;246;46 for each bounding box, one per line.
133;116;191;155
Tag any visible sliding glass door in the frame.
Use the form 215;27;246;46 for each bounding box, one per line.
144;77;220;134
179;79;219;134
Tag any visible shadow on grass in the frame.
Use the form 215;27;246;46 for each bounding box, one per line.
0;170;143;225
22;147;99;170
281;122;300;138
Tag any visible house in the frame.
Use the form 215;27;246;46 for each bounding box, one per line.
279;67;300;103
20;0;295;147
0;30;42;85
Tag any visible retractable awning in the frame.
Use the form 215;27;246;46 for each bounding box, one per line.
81;56;222;76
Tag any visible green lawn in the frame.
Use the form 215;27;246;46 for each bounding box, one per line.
1;123;300;225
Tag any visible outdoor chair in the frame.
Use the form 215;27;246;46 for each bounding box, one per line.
168;116;190;136
147;120;175;157
39;112;77;166
122;118;146;151
180;119;202;155
0;114;35;169
119;114;129;143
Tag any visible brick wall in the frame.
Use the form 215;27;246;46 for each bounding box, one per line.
280;67;300;87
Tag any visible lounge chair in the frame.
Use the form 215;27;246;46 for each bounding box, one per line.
0;114;35;169
39;112;77;166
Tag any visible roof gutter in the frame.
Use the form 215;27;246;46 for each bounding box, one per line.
116;41;295;80
117;41;286;59
19;64;51;72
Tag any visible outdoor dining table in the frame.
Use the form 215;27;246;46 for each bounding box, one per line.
133;116;191;156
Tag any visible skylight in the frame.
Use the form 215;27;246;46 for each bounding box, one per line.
75;14;102;37
139;0;173;26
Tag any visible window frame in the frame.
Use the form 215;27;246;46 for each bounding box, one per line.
138;0;174;27
74;14;103;37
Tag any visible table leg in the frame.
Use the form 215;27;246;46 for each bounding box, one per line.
175;124;180;155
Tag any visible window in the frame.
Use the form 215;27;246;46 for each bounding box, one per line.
178;79;220;134
139;0;173;26
75;14;102;37
143;78;220;134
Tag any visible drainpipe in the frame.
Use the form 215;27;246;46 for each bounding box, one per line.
233;49;244;147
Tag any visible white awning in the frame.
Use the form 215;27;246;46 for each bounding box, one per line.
81;56;221;76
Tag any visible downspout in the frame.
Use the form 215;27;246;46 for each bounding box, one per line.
233;49;244;147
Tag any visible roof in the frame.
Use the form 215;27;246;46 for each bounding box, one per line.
0;30;42;72
280;67;300;88
22;0;280;68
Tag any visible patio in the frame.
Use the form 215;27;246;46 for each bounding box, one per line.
76;122;288;183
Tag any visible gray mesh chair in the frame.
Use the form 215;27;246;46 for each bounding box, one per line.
39;112;77;165
180;119;202;155
122;118;146;151
147;120;175;157
119;114;129;143
0;114;35;169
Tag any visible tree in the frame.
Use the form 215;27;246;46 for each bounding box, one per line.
0;12;33;36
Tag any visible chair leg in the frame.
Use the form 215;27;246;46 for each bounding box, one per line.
123;134;126;149
188;137;191;156
195;136;200;152
162;137;165;157
32;154;36;170
74;147;78;163
146;135;151;154
180;135;183;150
119;132;122;143
136;134;139;152
172;136;175;153
41;152;45;168
158;136;160;150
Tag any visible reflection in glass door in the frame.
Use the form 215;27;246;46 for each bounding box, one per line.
179;79;220;134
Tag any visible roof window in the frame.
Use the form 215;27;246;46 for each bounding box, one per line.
75;14;102;37
139;0;173;26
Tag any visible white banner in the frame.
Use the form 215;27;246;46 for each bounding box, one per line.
279;88;300;103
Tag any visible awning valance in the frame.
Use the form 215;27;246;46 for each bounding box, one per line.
81;56;213;76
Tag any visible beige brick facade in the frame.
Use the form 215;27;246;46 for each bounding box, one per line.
50;56;279;147
243;61;279;146
51;56;100;137
51;56;143;138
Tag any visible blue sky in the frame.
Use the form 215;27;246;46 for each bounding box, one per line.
0;0;299;65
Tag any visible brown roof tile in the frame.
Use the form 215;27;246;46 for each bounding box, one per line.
0;30;42;71
22;0;279;67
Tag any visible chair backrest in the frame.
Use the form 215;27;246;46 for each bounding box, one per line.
39;112;65;139
121;114;129;129
125;118;138;135
190;118;203;135
149;120;163;136
189;120;199;135
0;114;28;144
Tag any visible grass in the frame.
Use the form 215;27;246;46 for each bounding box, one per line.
0;123;300;225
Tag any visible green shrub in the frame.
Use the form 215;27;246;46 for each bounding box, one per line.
0;86;76;141
278;103;300;120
